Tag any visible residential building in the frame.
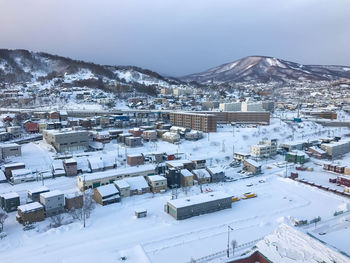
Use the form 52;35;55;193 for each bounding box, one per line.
180;169;194;187
162;132;180;144
206;167;225;183
93;184;120;206
7;126;21;137
127;154;144;166
165;168;181;188
243;159;262;174
113;180;131;197
241;101;264;112
123;176;150;195
125;137;142;147
192;169;211;184
40;190;65;216
64;192;83;211
63;158;78;176
142;130;157;141
3;162;25;179
191;159;206;169
169;112;217;132
16;202;45;225
43;129;89;152
165;191;232;220
250;139;277;158
27;186;50;202
234;152;251;162
147;175;167;193
219;102;241;112
11;169;34;184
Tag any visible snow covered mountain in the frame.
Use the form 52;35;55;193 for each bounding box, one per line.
181;56;350;83
0;49;180;87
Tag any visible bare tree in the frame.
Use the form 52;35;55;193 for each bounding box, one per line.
50;214;64;228
196;170;206;193
83;191;95;219
69;208;82;221
0;209;8;233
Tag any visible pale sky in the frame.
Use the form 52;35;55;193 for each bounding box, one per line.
0;0;349;76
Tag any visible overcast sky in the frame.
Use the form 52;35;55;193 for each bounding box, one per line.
0;0;349;76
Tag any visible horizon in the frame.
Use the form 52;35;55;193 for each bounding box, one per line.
1;0;350;76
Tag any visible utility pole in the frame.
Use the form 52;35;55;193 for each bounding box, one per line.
82;174;86;228
227;225;234;258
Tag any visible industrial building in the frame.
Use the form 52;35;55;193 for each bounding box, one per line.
43;129;89;152
77;165;155;190
0;143;21;159
165;192;232;220
250;139;277;158
320;140;350;158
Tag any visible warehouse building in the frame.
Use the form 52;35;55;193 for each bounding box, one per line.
0;192;20;212
0;143;21;159
40;190;65;216
43;129;89;152
165;191;232;220
77;165;155;190
320;139;350;158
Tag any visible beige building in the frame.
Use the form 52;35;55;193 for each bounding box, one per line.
43;129;89;152
147;175;167;193
169;112;217;132
250;139;277;158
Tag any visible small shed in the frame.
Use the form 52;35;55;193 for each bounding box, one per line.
16;202;45;225
93;184;120;206
135;209;147;218
0;192;20;212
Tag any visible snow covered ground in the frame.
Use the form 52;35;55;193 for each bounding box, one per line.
0;118;349;262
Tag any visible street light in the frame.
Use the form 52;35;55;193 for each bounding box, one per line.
227;225;234;258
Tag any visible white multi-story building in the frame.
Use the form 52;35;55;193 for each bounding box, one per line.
250;139;277;158
219;102;242;111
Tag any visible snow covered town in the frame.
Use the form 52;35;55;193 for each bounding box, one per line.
0;100;350;262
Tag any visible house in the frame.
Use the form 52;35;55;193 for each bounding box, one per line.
165;191;232;220
108;129;123;140
27;186;50;202
0;132;11;142
0;143;21;159
206;167;225;183
165;168;181;188
113;180;131;197
65;192;83;211
192;169;211;184
123;176;150;195
24;121;39;133
117;133;132;144
0;192;20;212
40;190;65;216
125;137;142;147
135;209;147;218
128;128;144;137
234;152;251;162
63;158;77;176
191;159;206;169
162;132;180;144
16;202;45;225
185;130;203;141
142;130;157;141
166;160;195;171
88;156;104;172
180;169;194;187
93;184;120;206
48;111;60;120
127;154;144;166
243;159;262;175
7;126;21;138
147;175;167;193
52;160;66;177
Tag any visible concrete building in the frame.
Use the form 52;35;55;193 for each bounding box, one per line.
250;139;277;158
234;152;251;162
285;151;309;164
320;140;350;158
147;175;167;193
0;192;20;212
0;143;21;159
43;129;89;153
169;112;217;132
199;111;270;125
142;130;157;141
125;137;142;147
219;102;242;112
93;184;120;206
7;126;21;137
192;169;211;184
123;176;150;195
165;167;182;188
64;192;83;211
40;190;65;216
241;101;264;112
162;132;180;144
165;191;232;220
16;202;45;225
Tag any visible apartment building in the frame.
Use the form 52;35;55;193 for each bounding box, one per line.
169;112;217;132
219;102;242;111
250;139;277;158
43;129;89;152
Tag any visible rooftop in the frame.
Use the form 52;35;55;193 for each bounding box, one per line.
40;190;63;198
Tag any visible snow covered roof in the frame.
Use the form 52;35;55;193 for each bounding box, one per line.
166;159;193;168
206;167;223;174
64;158;77;164
114;180;130;189
308;146;326;154
40;190;63;199
180;169;193;177
0;192;19;199
52;160;64;170
18;202;43;213
0;143;20;148
147;175;166;182
0;170;5;181
88;156;104;170
192;169;211;178
256;224;350;263
244;158;261;167
3;162;25;168
27;186;49;195
11;168;32;177
96;184;119;197
124;176;149;190
168;191;231;209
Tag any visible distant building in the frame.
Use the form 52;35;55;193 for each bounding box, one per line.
243;159;262;174
127;154;144;166
320;140;350;158
169;112;217;132
27;186;50;203
285;150;309;164
219;102;241;112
